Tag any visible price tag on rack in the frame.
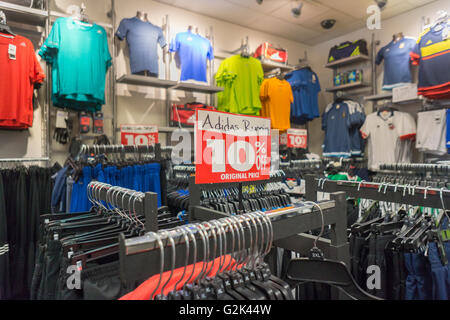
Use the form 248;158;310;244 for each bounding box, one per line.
195;110;271;184
287;129;307;149
120;124;158;146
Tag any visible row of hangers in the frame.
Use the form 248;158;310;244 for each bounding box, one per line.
41;181;183;270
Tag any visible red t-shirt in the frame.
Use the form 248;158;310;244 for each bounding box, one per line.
0;33;45;129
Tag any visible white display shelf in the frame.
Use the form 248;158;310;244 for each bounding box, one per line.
325;55;370;69
0;1;47;26
117;74;178;89
326;81;371;92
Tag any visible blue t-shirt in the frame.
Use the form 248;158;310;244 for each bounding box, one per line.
116;17;166;75
322;102;352;158
285;68;321;125
376;37;416;90
170;31;214;82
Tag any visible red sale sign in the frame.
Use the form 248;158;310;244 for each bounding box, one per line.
120;124;159;146
195;110;271;184
287;129;307;149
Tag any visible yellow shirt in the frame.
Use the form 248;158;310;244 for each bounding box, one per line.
260;77;294;131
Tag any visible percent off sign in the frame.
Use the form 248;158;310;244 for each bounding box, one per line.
195;110;271;184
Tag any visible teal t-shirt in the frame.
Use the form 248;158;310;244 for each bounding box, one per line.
39;17;111;110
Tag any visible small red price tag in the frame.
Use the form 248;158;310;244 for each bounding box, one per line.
120;125;159;146
287;129;307;149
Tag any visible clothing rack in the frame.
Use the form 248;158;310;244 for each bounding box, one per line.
118;192;349;299
88;181;159;232
379;163;450;174
0;157;50;162
78;143;174;161
305;174;450;210
188;171;286;221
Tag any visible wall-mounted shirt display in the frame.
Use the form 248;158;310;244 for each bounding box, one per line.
0;33;45;129
115;17;166;76
416;109;447;155
216;55;264;116
260;77;293;131
285;67;321;125
410;21;450;99
39;17;112;113
360;110;416;171
376;37;416;90
169;30;213;82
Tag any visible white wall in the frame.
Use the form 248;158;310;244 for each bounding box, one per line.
306;0;450;156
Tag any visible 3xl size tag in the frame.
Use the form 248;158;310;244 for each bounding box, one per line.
8;44;16;60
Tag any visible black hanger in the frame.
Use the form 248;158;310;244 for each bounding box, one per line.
0;11;15;36
285;258;382;300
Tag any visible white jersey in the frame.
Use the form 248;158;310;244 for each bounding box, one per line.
416;109;447;155
360;110;416;170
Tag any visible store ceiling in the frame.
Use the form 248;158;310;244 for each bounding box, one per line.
154;0;437;45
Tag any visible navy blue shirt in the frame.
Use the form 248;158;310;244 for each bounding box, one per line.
285;68;321;125
322;102;352;158
116;17;167;75
170;31;214;82
376;37;416;90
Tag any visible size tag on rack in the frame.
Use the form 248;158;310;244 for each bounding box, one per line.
287;129;307;149
120;124;158;146
195;110;271;184
8;44;16;60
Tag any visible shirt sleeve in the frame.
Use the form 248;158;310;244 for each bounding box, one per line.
207;39;214;61
398;112;417;140
360;116;371;139
102;28;112;68
115;19;128;40
169;34;179;53
410;42;421;66
313;72;321;93
375;46;384;65
31;47;46;84
158;27;167;48
289;84;294;104
38;19;60;62
256;60;264;86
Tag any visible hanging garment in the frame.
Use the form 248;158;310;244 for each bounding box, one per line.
216;54;264;115
360;110;416;171
284;68;321;125
115;17;166;76
1;166;55;299
169;30;213;82
410;20;450;99
39;17;112;113
260;77;294;131
0;33;45;129
68;162;163;213
375;37;416;91
321;102;352;158
416;109;448;155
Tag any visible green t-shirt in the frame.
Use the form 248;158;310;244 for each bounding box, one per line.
39;17;111;111
216;55;264;115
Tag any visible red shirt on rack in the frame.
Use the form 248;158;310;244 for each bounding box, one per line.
0;33;45;129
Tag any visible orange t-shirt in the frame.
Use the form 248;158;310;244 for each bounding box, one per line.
259;77;293;131
0;33;45;129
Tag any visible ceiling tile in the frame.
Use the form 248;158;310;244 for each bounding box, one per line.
225;0;288;14
382;1;414;20
247;15;319;43
270;1;330;25
300;10;356;33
